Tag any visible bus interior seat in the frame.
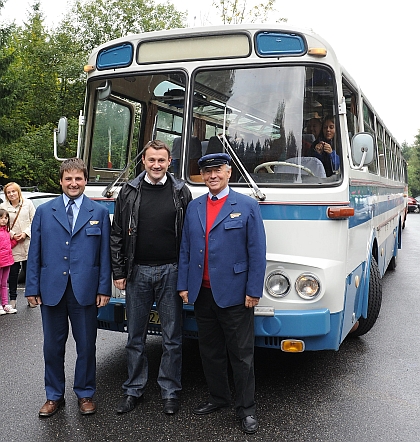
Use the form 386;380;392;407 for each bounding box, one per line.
275;157;326;178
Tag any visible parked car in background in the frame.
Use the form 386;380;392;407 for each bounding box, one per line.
407;196;419;213
0;186;58;207
0;187;59;282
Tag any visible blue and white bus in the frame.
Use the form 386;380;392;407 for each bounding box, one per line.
55;24;407;351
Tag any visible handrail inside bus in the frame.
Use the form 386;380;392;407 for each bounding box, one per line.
101;150;144;198
220;105;266;201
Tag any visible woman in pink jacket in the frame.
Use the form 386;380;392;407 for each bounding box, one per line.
0;208;17;314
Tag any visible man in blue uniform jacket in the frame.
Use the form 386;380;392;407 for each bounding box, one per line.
26;158;111;418
177;153;266;434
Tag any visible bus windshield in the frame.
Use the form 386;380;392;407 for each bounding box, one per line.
190;65;341;186
86;65;341;186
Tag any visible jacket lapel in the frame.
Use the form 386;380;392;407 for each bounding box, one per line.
197;195;207;233
211;190;236;231
72;195;93;236
52;196;71;234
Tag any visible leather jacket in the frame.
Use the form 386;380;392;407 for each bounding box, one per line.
110;171;192;281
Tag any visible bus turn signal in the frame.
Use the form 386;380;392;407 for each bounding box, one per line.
327;206;354;219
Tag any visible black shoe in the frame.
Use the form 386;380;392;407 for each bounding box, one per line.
163;398;180;415
193;401;228;415
116;395;141;414
241;415;259;434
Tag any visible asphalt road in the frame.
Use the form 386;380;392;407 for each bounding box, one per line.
1;214;420;442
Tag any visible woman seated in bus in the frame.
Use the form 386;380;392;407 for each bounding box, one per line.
308;115;340;177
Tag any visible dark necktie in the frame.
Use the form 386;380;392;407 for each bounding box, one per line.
211;195;218;201
67;199;75;231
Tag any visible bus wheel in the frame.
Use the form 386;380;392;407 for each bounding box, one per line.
349;257;382;338
388;255;397;271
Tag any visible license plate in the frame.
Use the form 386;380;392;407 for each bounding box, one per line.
149;310;160;324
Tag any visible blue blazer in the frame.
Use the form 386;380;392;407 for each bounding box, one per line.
26;194;111;306
177;189;266;308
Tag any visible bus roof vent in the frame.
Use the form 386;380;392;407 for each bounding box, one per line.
97;43;134;70
255;32;306;57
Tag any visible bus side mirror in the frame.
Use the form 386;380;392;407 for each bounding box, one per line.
57;117;68;145
53;116;68;161
351;132;374;169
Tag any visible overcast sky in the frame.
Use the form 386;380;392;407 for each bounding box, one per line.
2;0;418;145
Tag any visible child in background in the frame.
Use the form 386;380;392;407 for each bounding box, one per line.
0;208;18;314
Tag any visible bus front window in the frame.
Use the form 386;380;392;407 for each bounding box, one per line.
191;66;341;185
86;71;187;182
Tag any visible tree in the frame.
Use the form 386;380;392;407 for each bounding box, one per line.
406;131;420;197
1;0;186;190
213;0;285;24
0;1;19;145
60;0;186;55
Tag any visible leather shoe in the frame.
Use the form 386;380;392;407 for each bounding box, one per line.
163;398;180;415
116;395;141;414
241;415;259;434
78;397;96;415
39;398;65;417
193;401;228;415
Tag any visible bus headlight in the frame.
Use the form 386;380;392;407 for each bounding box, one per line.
295;273;321;299
265;271;291;297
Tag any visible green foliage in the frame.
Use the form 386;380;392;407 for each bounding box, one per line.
0;0;186;188
406;131;420;197
60;0;186;55
213;0;285;24
1;118;79;192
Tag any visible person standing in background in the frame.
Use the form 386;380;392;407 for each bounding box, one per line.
0;182;35;310
0;208;18;314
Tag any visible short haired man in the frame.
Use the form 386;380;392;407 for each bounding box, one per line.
26;158;112;417
111;140;192;415
177;153;266;434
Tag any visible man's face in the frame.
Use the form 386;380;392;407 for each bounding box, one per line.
60;169;87;199
307;119;321;137
142;147;171;184
201;164;231;195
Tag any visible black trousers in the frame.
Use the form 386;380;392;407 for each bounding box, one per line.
194;286;256;418
8;260;26;300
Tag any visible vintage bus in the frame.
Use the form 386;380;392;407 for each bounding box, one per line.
55;24;407;351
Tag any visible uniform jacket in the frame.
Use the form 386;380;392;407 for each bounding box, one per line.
177;188;266;308
110;171;192;281
0;226;15;268
0;198;35;262
25;194;111;306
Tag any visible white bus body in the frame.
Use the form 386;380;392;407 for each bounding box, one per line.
58;24;406;351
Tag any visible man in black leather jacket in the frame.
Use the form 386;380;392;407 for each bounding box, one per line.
110;140;192;416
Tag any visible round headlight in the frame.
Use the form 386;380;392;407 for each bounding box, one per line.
295;273;321;299
265;271;291;297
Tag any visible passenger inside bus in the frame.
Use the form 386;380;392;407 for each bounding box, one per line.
308;115;340;177
303;116;322;156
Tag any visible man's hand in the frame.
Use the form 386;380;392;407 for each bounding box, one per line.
113;278;126;291
96;294;110;308
245;295;259;308
179;290;189;303
26;295;42;306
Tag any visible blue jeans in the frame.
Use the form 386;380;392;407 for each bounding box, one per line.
123;263;182;399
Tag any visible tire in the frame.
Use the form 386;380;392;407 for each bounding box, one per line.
349;256;382;337
387;255;397;271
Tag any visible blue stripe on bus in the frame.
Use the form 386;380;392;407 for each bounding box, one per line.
259;195;404;228
93;199;115;215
